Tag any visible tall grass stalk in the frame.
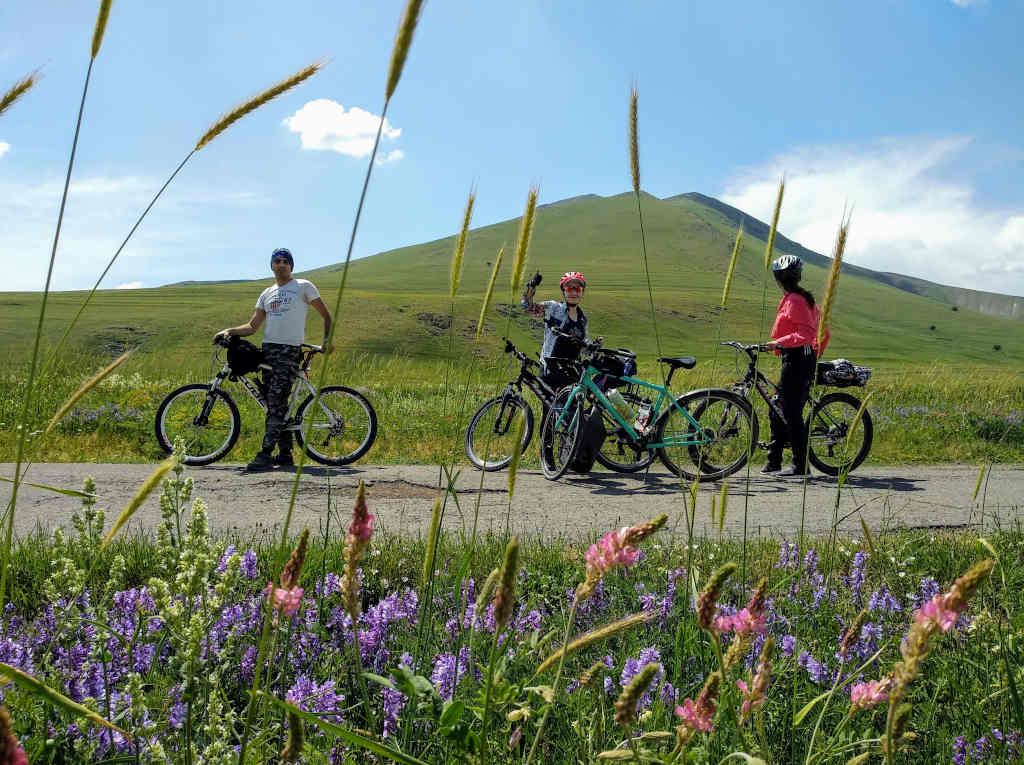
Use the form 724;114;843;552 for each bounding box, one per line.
450;189;475;300
2;0;114;605
721;228;744;308
0;71;37;119
39;62;322;385
509;187;539;295
629;87;663;360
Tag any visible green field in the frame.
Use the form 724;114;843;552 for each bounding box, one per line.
2;191;1022;465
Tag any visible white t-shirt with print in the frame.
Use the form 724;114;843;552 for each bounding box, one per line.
256;278;321;346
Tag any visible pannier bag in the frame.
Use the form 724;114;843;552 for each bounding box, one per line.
592;349;637;379
226;337;265;376
569;405;607;473
816;359;871;388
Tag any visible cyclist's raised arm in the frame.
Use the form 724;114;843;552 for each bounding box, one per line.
215;309;265;342
520;271;550;316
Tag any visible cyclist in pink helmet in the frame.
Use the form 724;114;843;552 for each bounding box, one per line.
521;271;597;392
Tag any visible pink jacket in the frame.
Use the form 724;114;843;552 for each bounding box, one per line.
771;292;830;356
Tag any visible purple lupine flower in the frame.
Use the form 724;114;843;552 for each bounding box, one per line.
515;609;543;636
914;577;940;610
431;649;471;702
780;635;796;657
803;549;819;579
797;651;833;686
380;684;406;738
868;586;902;614
660;681;677;706
846;552;868;607
316;572;342;598
775;540;791;569
286;675;342;716
619;647;663;710
239;645;257;683
216;544;237;574
241;550;258;580
951;735;967;765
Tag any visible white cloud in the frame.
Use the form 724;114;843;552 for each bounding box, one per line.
951;0;982;6
0;173;270;290
720;136;1024;295
115;281;144;289
283;99;402;159
376;149;404;165
0;142;9;159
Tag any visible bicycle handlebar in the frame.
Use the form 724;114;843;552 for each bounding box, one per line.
502;337;539;368
721;341;771;357
549;327;603;351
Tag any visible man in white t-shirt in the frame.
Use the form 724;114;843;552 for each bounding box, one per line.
215;248;333;471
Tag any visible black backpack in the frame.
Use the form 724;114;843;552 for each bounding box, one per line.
226;337;265;376
569;405;607;473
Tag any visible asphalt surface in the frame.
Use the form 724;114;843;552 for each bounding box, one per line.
3;461;1021;542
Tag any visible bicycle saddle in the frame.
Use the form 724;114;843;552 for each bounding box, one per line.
657;356;696;369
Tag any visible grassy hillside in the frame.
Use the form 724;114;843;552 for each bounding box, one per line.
1;190;1021;464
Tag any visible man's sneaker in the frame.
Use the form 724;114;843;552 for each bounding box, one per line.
759;463;782;474
777;465;811;477
274;452;295;467
245;452;275;472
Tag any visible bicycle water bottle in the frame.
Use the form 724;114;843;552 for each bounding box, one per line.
607;388;633;421
633;400;652;435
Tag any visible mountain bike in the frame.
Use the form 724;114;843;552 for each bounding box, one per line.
155;336;377;466
464;339;650;473
538;338;756;482
719;341;873;476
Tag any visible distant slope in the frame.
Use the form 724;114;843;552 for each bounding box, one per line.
669;192;1024;319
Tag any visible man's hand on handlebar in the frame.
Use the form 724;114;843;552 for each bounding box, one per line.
214;330;231;346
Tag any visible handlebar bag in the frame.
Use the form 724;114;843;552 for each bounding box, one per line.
592;350;636;378
226;337;265;376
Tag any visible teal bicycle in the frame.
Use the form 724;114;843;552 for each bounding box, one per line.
538;337;755;482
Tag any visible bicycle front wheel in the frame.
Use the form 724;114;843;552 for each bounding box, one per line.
295;386;378;466
538;388;583;480
464;395;534;471
155;384;241;465
657;389;756;482
806;391;873;476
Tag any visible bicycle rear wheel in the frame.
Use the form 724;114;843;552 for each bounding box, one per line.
464;394;534;471
806;391;873;476
539;388;583;480
155;384;241;465
295;385;378;466
657;389;756;482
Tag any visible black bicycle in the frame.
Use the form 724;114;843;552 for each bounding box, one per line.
155;336;377;466
720;341;873;476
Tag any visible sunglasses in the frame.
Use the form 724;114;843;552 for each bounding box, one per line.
563;284;584;292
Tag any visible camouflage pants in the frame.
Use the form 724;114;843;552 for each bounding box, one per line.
261;343;302;454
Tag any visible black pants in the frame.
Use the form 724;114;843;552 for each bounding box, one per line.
767;346;816;469
261;343;302;455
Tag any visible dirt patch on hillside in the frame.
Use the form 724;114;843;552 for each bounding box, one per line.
416;312;452;335
87;326;156;356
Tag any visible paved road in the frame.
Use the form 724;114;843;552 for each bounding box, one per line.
2;462;1021;542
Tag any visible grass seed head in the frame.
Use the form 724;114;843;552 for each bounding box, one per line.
614;662;660;727
535;611;655;675
0;72;37;119
697;562;737;631
102;456;177;549
763;177;785;270
718;482;729;534
385;0;424;101
629;88;640;195
91;0;113;58
510;186;539;295
476;246;504;338
840;609;869;658
721;227;743;308
196;62;321;151
422;497;442;585
507;411;527;499
450;190;475;299
493;536;520;631
475;567;501;615
280;528;310;590
818;213;850;349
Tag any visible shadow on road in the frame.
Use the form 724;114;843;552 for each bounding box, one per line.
819;474;926;492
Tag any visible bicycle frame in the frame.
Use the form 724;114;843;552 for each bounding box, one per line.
554;364;709;450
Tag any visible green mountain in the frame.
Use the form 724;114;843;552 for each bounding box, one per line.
2;190;1021;370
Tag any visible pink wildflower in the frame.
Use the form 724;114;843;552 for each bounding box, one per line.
735;679;753;721
674;698;714;732
0;705;28;765
265;583;304;617
349;483;375;543
914;593;958;633
715;607;766;635
585;527;639;575
849;678;891;711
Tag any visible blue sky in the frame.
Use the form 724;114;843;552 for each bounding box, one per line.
2;0;1023;294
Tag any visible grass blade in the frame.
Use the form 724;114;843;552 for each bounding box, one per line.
101;457;177;549
0;476;95;499
262;693;428;764
0;663;129;737
46;348;133;434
